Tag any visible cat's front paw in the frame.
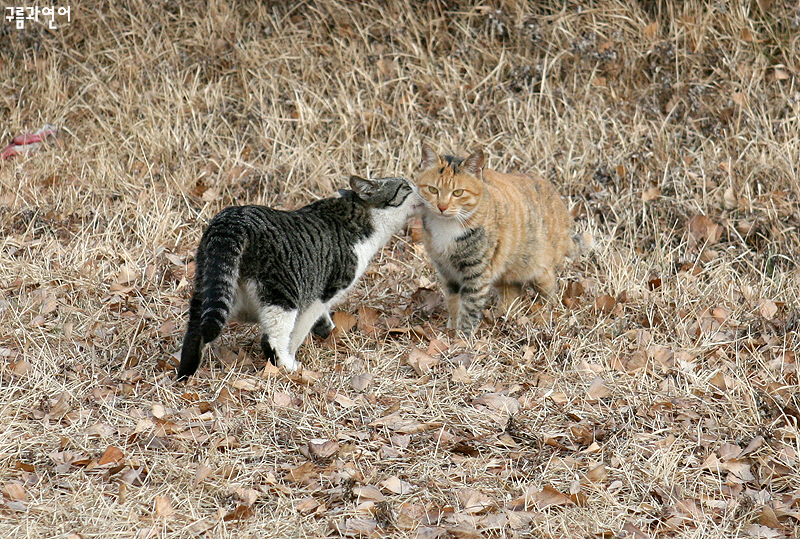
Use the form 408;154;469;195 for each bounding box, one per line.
279;358;301;372
455;317;480;336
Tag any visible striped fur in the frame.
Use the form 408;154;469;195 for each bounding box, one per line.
417;143;575;334
177;176;419;380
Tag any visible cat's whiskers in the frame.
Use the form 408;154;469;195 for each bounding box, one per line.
454;211;470;232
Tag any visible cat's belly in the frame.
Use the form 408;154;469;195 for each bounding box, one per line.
230;280;262;323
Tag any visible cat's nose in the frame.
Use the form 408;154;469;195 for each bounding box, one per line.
437;203;448;212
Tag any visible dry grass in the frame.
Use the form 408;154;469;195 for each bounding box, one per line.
1;1;799;537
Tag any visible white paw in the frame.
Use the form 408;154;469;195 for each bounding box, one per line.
279;358;301;372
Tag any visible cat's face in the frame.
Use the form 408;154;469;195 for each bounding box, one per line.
416;144;484;220
348;176;420;213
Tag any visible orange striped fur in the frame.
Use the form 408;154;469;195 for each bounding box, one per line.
416;143;575;333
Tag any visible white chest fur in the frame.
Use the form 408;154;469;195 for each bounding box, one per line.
422;213;467;255
340;202;414;303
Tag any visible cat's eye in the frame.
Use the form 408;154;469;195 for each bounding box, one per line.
427;186;439;194
452;189;464;197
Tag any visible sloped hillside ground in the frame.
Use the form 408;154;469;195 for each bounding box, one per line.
1;1;799;537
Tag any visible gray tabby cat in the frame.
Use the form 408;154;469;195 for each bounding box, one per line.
177;176;419;381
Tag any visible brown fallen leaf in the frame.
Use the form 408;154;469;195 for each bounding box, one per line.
15;461;35;473
405;346;438;376
287;461;317;484
273;391;292;407
115;265;138;286
45;391;73;422
357;305;380;334
98;445;125;466
120;466;147;486
474;393;520;415
415;526;447;539
351;372;374;392
331;311;357;338
620;521;651;539
353;485;386;502
644;21;658;39
151;403;167;419
758;505;781;529
294;497;321;514
718;442;743;461
222;504;254;521
3;481;27;502
368;412;442;434
186;519;214;535
586;377;612;400
10;359;31;377
338;518;378;536
117;482;128;505
287;368;322;386
381;476;414;495
511;484;575;510
740;436;765;458
457;488;494;514
308;439;340;459
154;495;174;518
157;319;176;337
562;280;584;307
585;463;608;483
40;294;58;315
451;365;471;384
594;294;617;314
412;286;443;315
445;524;483;539
641;186;661;201
745;524;782;538
232;378;261;391
758;299;778;320
194;463;213;487
427;338;449;356
688;214;723;249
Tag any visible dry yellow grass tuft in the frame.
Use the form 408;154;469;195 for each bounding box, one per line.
1;1;798;538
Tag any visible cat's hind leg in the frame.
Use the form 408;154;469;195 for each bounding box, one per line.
258;306;299;371
177;293;205;381
311;311;334;339
289;300;328;356
498;282;525;314
531;266;558;303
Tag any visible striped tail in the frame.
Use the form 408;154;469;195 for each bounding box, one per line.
198;233;245;344
177;231;245;380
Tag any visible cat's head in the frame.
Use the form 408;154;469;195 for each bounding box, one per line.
416;143;484;219
344;175;421;214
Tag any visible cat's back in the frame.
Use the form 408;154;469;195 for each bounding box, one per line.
481;167;573;267
204;197;366;240
483;168;570;227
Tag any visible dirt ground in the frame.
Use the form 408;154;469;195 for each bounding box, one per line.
1;1;799;538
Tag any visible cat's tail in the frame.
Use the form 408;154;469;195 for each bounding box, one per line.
198;234;245;344
177;232;245;380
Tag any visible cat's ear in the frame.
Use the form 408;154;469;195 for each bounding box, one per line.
421;143;441;170
349;175;378;199
462;148;485;178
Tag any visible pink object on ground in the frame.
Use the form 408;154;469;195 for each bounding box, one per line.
1;124;58;160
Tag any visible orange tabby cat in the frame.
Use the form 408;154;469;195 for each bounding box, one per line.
416;143;576;334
